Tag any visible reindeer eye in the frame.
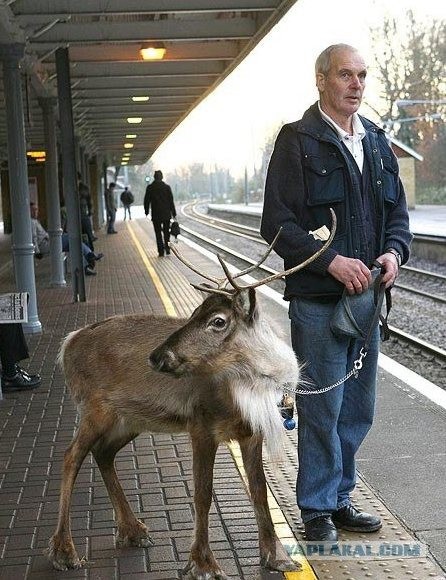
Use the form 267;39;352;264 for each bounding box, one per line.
210;316;226;329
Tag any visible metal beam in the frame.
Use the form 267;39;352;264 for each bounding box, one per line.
52;41;242;63
63;60;226;77
12;0;277;17
26;18;256;44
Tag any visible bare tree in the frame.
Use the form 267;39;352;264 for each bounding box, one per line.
370;11;445;136
370;10;445;198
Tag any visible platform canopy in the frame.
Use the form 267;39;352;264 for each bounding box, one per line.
0;0;297;166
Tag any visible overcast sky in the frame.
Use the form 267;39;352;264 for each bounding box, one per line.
151;0;444;178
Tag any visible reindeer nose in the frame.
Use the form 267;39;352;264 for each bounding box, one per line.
149;347;177;373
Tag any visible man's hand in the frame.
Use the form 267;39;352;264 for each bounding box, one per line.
327;255;372;295
374;252;399;288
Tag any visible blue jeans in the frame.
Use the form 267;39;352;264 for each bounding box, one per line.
289;298;379;523
61;234;94;267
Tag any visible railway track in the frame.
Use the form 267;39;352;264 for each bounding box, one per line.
185;202;446;303
180;203;446;387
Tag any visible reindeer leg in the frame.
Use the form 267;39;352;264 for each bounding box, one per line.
183;431;227;580
239;436;300;572
47;414;106;570
92;433;154;548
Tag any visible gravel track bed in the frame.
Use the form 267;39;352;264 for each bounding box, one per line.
181;210;446;389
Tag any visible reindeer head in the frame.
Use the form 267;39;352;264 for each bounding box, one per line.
149;209;336;382
149;288;259;376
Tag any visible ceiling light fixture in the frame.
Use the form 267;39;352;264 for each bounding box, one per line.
27;151;46;158
125;134;137;138
127;117;142;124
140;42;166;61
124;143;134;149
132;96;149;102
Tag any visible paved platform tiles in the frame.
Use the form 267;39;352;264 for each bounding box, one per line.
0;218;444;579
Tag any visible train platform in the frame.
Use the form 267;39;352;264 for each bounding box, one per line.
0;210;445;580
206;203;446;238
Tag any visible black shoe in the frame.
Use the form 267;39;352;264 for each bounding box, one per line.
85;266;97;276
2;367;41;392
304;516;338;541
92;236;98;241
86;252;96;268
332;505;382;533
94;252;104;261
165;248;171;255
158;252;164;257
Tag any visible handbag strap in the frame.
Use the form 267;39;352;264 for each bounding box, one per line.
370;260;391;344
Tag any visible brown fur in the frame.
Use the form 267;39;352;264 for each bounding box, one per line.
47;292;300;578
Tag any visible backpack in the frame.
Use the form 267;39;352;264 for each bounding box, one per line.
121;190;134;205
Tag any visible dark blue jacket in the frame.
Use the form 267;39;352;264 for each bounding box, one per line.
260;103;412;300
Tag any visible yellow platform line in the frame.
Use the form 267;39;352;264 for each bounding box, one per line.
227;442;316;580
126;221;177;317
129;222;314;578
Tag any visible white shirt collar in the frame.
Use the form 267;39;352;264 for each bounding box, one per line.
318;101;366;142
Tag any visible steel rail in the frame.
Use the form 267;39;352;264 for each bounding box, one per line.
178;218;446;363
185;203;446;296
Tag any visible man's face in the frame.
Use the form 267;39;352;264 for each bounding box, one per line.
317;48;367;119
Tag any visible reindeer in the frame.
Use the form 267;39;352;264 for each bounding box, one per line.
47;212;336;578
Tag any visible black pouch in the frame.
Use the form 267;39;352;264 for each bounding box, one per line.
330;262;390;341
170;220;180;238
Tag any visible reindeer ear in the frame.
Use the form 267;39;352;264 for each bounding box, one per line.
233;288;257;322
247;287;258;322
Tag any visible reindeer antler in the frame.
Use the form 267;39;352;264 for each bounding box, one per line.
170;209;336;295
169;226;283;296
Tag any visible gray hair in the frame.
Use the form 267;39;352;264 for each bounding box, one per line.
315;44;359;75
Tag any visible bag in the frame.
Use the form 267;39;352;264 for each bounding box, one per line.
121;191;134;205
170;219;180;239
330;262;391;341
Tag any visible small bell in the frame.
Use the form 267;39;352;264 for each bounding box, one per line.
279;393;296;431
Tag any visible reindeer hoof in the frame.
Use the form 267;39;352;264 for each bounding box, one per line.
183;560;228;579
263;557;301;572
47;536;86;571
116;519;154;548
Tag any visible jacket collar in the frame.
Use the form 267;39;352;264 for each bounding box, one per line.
298;102;384;142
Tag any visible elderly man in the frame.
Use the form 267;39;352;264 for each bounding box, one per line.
261;44;412;542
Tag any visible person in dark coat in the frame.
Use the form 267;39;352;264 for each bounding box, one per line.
261;43;412;543
120;186;134;221
77;173;97;250
104;182;118;234
144;170;177;256
0;323;41;392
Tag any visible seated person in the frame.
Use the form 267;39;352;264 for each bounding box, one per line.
0;323;41;392
30;203;103;276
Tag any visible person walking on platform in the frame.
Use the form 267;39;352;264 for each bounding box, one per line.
144;170;177;257
104;182;118;234
120;186;134;221
261;43;412;542
0;323;41;392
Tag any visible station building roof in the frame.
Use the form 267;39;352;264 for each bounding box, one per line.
0;1;297;166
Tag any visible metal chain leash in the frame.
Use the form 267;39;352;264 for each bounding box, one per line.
281;347;368;396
